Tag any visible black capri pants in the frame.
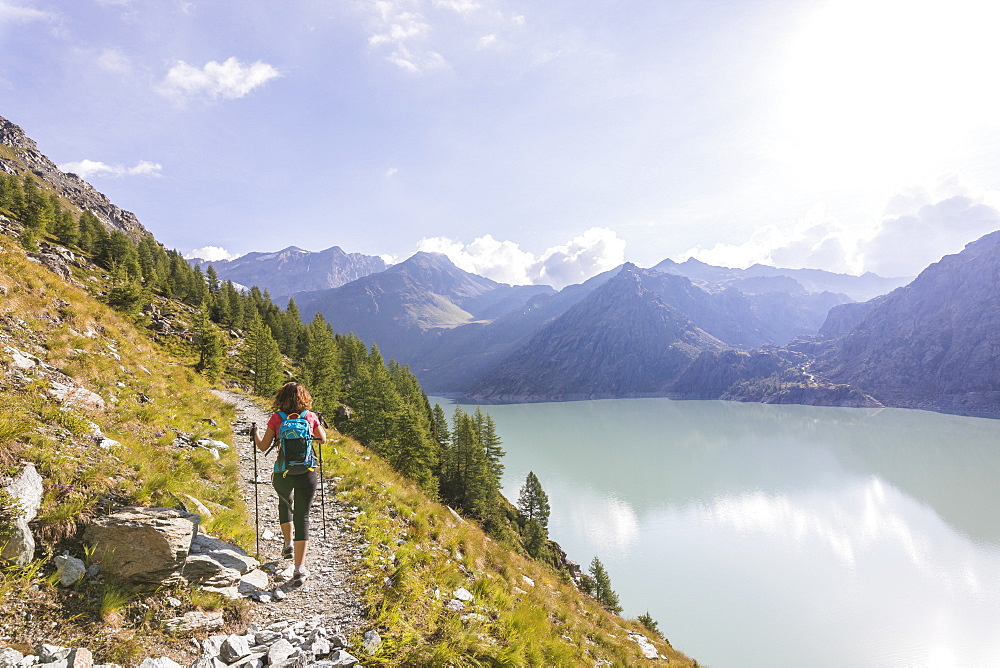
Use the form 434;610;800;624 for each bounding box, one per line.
271;470;318;541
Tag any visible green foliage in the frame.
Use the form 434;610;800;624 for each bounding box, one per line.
242;313;283;396
589;557;623;615
195;307;226;381
0;489;24;542
517;471;550;529
638;611;661;637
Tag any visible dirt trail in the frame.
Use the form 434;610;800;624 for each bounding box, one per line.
214;390;368;635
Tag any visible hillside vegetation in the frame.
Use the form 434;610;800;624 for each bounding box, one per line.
0;175;694;663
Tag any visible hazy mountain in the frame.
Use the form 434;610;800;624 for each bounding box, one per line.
411;268;619;391
652;257;910;301
470;264;728;401
812;230;1000;416
295;251;554;362
463;263;863;401
1;115;146;238
191;245;387;299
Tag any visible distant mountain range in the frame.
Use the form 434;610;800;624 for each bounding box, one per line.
184;191;1000;418
206;241;984;411
188;245;386;299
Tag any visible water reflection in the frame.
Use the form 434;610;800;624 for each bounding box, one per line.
431;396;1000;667
442;397;1000;545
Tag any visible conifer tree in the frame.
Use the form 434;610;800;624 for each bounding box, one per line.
431;404;450;446
300;314;342;416
52;208;79;248
243;313;283;396
474;407;505;484
588;557;623;614
195;307;226;381
517;471;551;528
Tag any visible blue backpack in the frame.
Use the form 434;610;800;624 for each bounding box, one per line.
275;410;316;476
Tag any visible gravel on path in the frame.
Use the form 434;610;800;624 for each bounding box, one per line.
213;390;369;636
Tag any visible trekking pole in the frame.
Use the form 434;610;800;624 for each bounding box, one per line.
251;422;260;558
317;412;328;541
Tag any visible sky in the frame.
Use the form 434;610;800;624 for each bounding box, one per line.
4;0;1000;288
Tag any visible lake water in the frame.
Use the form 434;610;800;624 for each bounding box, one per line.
430;396;1000;668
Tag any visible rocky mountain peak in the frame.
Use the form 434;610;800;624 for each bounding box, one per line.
0;115;147;238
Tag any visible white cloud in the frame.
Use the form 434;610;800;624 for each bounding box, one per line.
0;2;55;23
417;227;627;289
681;176;1000;278
185;246;238;262
860;196;1000;278
363;0;524;72
96;48;131;73
155;57;280;103
58;159;162;179
385;167;398;177
434;0;480;14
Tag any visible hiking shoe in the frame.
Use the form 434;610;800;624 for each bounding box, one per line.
292;568;308;584
281;544;293;560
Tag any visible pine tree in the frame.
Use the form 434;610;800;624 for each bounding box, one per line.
242;314;283;396
474;407;505;484
523;519;548;559
52;208;79;248
589;557;623;614
195;307;226;381
300;314;342;417
517;471;551;528
431;404;450;446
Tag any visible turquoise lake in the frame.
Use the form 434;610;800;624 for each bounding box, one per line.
430;396;1000;667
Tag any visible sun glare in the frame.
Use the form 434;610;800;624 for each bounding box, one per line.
776;0;1000;186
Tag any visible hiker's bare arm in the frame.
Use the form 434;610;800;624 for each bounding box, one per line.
313;424;327;444
251;425;275;452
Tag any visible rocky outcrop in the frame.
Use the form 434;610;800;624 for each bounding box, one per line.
0;464;43;566
0;115;147;238
83;507;201;589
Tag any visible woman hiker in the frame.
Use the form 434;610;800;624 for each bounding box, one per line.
251;381;326;584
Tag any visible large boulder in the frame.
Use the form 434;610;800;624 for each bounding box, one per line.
83;507;199;588
0;463;43;566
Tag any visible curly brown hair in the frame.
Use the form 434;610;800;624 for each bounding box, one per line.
272;382;313;414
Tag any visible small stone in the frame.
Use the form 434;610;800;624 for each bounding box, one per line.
253;630;282;646
272;588;287;601
0;648;23;666
167;597;182;607
327;649;360;667
220;635;252;663
446;599;465;612
266;639;295;666
37;645;71;663
453;587;474;602
362;630;381;654
134;659;184;668
53;554;86;587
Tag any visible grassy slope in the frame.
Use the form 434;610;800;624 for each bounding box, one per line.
0;230;694;665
